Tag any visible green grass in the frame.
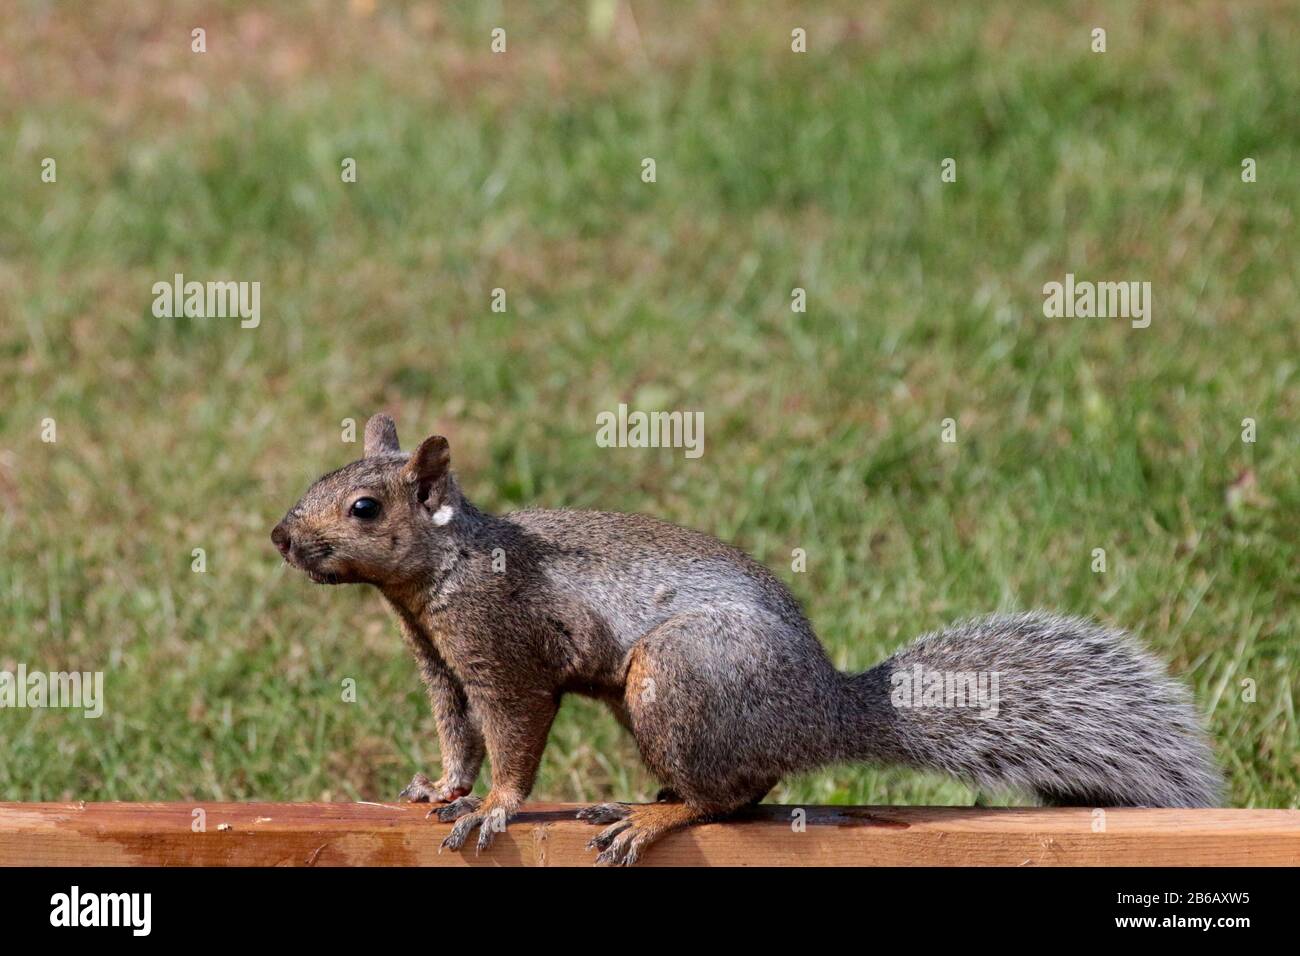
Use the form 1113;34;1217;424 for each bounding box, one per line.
1;1;1296;808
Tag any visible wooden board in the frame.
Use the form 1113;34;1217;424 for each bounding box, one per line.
1;802;1297;866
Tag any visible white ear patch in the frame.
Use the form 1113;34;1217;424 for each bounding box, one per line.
432;504;455;526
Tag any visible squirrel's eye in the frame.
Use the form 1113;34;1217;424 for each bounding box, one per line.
349;497;382;520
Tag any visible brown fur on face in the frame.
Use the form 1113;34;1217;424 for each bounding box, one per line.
271;415;457;588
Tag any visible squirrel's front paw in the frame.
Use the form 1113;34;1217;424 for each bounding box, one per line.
399;772;471;804
437;794;514;855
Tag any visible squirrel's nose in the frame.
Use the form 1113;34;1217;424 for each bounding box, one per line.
271;523;291;557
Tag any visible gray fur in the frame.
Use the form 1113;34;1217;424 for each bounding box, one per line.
273;417;1223;862
849;613;1223;808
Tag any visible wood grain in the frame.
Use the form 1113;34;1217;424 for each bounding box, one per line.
1;802;1296;866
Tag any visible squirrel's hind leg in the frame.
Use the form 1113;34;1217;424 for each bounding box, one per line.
575;786;682;824
582;611;801;865
586;802;717;866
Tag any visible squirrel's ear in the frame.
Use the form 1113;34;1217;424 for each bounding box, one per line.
364;413;401;457
405;435;451;507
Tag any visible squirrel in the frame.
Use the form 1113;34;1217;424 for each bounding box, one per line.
272;413;1222;865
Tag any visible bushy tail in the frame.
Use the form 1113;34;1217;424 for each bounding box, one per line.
844;612;1222;807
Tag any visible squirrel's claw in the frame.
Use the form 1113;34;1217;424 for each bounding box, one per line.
440;813;481;853
586;818;632;853
592;824;647;866
586;803;701;865
434;794;482;822
475;816;500;854
576;802;630;824
400;773;443;803
438;800;508;855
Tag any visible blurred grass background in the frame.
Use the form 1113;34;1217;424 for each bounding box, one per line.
0;0;1296;807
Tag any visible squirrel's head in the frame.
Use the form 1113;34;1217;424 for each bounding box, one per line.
272;413;460;587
